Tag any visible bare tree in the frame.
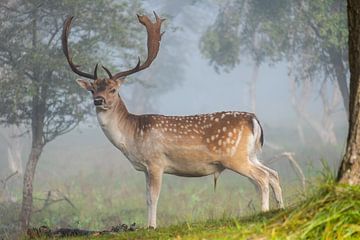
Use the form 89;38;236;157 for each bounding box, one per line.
290;75;341;145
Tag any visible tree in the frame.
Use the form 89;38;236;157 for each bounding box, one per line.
0;0;144;231
337;0;360;185
199;0;348;144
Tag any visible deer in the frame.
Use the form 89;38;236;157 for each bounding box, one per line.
62;12;284;229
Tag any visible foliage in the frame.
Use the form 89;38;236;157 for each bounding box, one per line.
199;1;244;73
200;0;347;78
0;0;144;141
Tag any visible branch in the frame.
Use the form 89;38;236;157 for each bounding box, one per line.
47;24;60;48
44;120;79;144
289;72;332;143
1;171;18;188
295;0;322;40
1;171;18;200
33;190;76;213
267;152;306;192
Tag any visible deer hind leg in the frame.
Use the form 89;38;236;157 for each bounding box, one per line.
256;163;284;209
224;160;270;212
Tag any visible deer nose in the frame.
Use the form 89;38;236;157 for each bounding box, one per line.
94;97;105;106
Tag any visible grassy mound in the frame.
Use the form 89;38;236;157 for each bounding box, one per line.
56;182;360;239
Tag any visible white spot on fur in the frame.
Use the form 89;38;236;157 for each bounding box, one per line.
231;129;243;156
231;146;236;155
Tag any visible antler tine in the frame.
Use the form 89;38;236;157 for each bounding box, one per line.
112;12;165;80
94;63;98;79
62;16;96;80
102;65;113;79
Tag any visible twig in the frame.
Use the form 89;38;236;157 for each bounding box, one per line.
0;171;18;201
267;152;306;192
247;199;256;213
1;171;18;189
33;190;76;213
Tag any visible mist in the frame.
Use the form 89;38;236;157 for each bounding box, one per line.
0;0;348;235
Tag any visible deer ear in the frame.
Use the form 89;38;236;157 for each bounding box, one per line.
76;79;92;91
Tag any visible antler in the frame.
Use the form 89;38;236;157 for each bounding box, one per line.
62;16;98;80
111;11;165;80
62;12;164;80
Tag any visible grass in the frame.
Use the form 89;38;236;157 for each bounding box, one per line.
29;181;360;239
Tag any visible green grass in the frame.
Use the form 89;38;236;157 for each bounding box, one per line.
32;182;360;240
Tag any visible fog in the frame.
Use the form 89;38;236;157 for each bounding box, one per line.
0;0;348;233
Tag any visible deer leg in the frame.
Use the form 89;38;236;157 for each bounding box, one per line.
145;167;163;229
225;160;270;212
256;163;284;209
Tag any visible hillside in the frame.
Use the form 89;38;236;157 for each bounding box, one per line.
25;183;360;239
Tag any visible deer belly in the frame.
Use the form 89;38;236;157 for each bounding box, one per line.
163;147;221;177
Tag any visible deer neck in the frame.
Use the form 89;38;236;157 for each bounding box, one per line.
96;96;137;148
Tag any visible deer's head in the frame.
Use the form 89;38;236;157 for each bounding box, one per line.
62;13;165;111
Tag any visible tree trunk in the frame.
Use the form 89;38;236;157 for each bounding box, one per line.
249;63;259;113
329;47;350;116
290;75;338;145
337;0;360;185
19;92;45;231
19;144;43;231
7;126;24;175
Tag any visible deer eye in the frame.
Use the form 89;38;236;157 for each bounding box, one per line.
110;89;116;94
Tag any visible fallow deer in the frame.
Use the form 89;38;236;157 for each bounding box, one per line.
62;12;284;228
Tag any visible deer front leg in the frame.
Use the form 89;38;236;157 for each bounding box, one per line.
145;166;163;228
